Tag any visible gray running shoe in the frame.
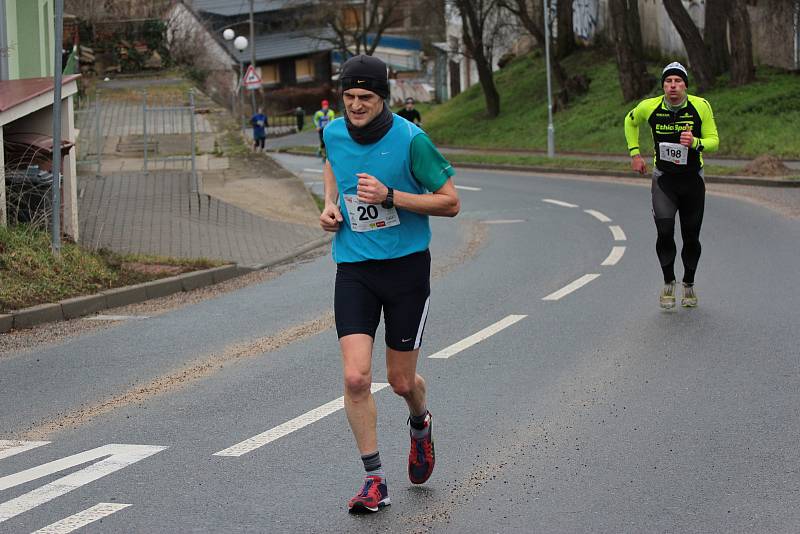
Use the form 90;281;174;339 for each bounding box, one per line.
681;283;698;307
659;281;676;309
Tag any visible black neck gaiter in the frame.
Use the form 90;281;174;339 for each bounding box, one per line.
345;102;393;145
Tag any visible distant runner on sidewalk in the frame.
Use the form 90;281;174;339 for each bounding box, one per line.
397;97;422;126
624;62;719;309
313;100;336;158
251;108;267;152
319;54;459;514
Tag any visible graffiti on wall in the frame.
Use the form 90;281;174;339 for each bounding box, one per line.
573;0;598;41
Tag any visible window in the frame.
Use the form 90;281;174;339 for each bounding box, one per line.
295;58;314;82
259;64;279;85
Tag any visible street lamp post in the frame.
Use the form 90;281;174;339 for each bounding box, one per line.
222;29;237;121
543;0;555;158
233;35;249;133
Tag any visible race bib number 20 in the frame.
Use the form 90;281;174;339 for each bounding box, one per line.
343;194;400;232
659;142;688;165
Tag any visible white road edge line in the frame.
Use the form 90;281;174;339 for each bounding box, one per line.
542;274;601;301
84;315;150;322
0;441;50;461
455;185;482;191
214;383;390;457
609;225;627;241
428;315;527;359
32;503;131;534
482;219;526;225
601;246;626;266
302;168;323;173
584;209;612;222
542;198;579;208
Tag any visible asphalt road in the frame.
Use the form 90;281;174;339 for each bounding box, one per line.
1;155;798;533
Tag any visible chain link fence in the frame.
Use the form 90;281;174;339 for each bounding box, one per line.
75;89;202;191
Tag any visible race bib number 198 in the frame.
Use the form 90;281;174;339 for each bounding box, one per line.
659;142;688;165
343;194;400;232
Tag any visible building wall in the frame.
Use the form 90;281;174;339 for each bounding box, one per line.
581;0;799;71
750;0;799;70
5;0;55;79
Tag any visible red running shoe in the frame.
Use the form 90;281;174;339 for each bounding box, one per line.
408;412;435;484
347;476;390;513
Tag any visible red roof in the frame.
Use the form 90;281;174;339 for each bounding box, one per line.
0;75;81;113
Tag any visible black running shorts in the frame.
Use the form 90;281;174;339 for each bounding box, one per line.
334;249;431;352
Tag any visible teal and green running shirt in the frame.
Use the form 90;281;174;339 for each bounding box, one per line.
624;94;719;174
324;114;455;263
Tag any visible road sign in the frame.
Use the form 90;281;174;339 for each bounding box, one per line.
242;65;262;90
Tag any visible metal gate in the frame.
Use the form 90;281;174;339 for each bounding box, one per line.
75;89;199;191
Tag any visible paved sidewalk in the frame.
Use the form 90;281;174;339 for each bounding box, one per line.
79;170;326;266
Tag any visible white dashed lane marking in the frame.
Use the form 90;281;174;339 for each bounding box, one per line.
542;274;601;301
584;209;612;222
542;198;579;208
32;503;132;534
601;246;626;266
609;225;627;241
455;185;482;191
483;219;526;224
428;315;527;359
214;383;390;457
302;168;323;174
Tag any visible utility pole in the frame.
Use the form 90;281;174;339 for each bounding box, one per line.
51;0;64;254
249;0;257;115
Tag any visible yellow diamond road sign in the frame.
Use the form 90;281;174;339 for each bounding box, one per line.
243;65;262;90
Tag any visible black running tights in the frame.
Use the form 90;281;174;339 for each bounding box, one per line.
651;171;705;285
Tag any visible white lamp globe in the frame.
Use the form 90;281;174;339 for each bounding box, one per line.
223;28;235;41
233;35;248;51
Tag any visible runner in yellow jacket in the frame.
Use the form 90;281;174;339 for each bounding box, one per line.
313;100;336;158
624;62;719;309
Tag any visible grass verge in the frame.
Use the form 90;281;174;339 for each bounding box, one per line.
0;225;222;313
422;49;800;159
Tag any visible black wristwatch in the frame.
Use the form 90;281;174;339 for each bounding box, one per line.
381;187;394;209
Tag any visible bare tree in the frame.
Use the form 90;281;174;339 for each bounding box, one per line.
608;0;655;102
499;0;589;109
299;0;403;58
662;0;715;91
704;0;730;76
728;0;755;85
555;0;575;59
451;0;503;117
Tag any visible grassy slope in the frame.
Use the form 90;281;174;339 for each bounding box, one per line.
422;49;800;159
0;225;221;313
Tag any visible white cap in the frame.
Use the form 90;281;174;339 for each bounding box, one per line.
661;62;688;85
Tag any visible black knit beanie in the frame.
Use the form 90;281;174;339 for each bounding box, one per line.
661;61;689;86
340;55;390;99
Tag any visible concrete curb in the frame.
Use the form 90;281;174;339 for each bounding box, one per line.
276;149;800;188
0;237;332;334
243;234;333;270
0;314;12;333
437;161;800;188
